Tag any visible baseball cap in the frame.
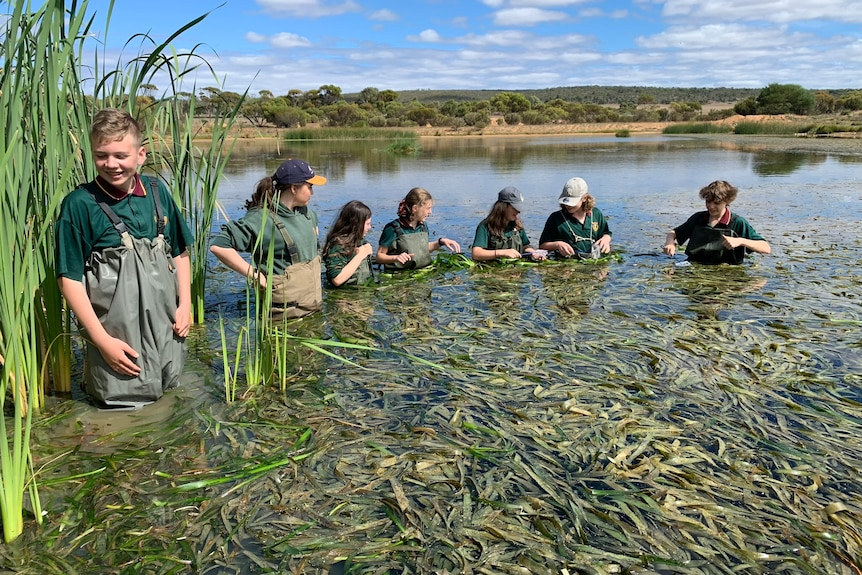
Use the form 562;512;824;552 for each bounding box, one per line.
497;186;525;211
272;158;327;186
559;177;588;206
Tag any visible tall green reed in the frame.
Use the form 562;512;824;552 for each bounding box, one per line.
0;0;237;541
144;58;246;323
0;0;90;542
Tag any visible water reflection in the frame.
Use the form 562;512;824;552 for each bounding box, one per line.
750;151;826;176
665;264;769;320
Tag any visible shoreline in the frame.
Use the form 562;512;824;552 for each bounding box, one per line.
220;117;862;156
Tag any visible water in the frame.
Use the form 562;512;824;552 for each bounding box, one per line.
29;134;862;574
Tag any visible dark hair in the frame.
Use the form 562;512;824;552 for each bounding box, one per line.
699;180;738;204
244;177;304;211
323;200;372;257
482;200;523;238
396;187;433;222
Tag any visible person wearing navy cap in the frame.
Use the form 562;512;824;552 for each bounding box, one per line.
210;158;327;319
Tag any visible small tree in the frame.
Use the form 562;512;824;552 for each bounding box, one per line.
756;83;814;115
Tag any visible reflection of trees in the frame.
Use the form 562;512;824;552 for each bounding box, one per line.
751;151;825;176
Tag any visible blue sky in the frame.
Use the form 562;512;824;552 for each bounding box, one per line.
72;0;862;96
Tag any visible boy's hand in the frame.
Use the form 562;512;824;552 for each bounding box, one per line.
173;303;191;338
98;337;142;376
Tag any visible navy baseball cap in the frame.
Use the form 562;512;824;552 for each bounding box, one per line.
272;158;327;186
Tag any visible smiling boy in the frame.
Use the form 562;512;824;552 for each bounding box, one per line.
55;108;193;408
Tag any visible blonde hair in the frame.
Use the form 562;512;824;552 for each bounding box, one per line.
90;108;143;147
397;187;433;221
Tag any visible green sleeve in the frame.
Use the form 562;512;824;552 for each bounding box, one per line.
731;214;764;241
324;244;352;284
472;221;490;249
378;221;398;249
519;229;532;249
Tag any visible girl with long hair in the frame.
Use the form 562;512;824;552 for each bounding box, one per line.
471;186;546;262
323;200;375;287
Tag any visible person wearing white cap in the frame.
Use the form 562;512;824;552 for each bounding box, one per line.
210;158;327;319
471;186;547;262
539;177;612;259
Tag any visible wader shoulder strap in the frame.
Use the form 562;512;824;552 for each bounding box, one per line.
143;175;166;237
392;221;405;238
273;218;299;263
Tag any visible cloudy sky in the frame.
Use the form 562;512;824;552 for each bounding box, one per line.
78;0;862;96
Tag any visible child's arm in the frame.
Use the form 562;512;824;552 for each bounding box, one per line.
210;245;267;288
430;237;461;253
173;250;191;337
330;243;374;287
58;277;141;376
471;246;521;261
375;244;413;266
662;231;677;256
722;236;771;255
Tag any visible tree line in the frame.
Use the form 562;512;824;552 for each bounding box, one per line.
153;83;862;130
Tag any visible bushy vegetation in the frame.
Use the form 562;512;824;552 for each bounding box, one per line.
191;83;862;132
663;123;734;134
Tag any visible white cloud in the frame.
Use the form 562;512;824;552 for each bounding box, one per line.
493;7;568;26
245;32;268;43
256;0;361;18
408;29;443;43
270;32;313;48
369;9;398;22
662;0;862;24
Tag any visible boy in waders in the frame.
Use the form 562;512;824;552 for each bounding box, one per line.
663;180;771;264
56;109;193;409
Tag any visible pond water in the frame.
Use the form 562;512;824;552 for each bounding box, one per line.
24;135;862;575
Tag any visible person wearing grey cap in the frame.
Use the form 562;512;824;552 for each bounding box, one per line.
471;186;547;262
539;177;612;259
210;158;327;319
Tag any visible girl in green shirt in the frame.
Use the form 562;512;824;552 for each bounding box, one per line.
323;200;375;287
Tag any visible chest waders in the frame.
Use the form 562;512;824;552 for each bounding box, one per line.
686;218;744;265
383;222;432;272
345;253;374;286
269;216;322;320
84;177;185;408
487;229;524;253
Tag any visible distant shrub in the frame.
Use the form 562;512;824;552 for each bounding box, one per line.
503;112;521;125
384;139;419;155
615;129;630;137
662;123;732;134
733;122;809;135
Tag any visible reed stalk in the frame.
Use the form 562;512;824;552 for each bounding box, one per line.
0;0;233;542
0;0;85;542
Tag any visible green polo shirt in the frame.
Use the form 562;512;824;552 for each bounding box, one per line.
378;219;430;249
211;203;319;275
539;207;612;254
55;176;193;281
472;221;531;252
324;239;372;287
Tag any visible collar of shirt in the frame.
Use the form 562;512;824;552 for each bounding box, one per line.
95;174;147;200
